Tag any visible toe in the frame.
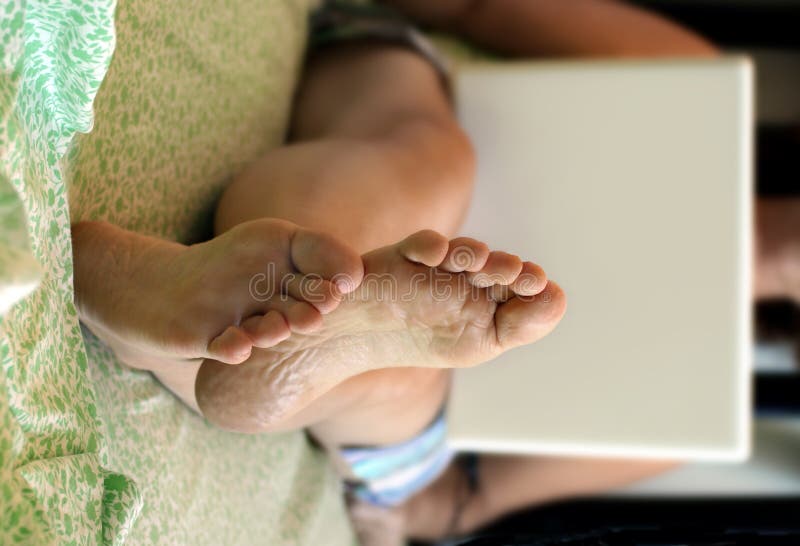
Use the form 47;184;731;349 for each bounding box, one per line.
207;325;253;364
487;283;514;303
285;301;323;334
241;311;291;348
399;230;449;266
510;261;548;296
285;275;342;314
291;228;364;293
468;251;523;288
494;280;567;349
441;237;490;273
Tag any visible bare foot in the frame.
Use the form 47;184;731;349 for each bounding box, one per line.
196;230;566;432
74;218;364;373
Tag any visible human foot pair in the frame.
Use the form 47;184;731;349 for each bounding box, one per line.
74;218;364;375
195;226;566;433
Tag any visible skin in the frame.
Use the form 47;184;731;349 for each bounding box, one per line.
70;0;800;542
398;455;678;541
381;0;718;58
206;43;506;443
73;44;567;442
755;198;800;303
376;1;800;541
72;218;366;410
196;230;563;432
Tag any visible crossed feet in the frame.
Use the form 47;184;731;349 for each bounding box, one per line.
194;222;566;433
82;218;565;433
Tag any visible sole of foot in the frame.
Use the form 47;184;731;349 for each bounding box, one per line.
196;229;566;432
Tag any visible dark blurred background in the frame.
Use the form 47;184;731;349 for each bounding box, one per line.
425;3;800;544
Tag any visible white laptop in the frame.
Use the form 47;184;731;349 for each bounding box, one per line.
446;58;753;461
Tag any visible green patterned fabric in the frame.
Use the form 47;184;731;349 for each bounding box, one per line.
1;0;355;544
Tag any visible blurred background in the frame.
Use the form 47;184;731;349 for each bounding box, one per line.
615;0;800;488
619;0;800;498
442;1;800;543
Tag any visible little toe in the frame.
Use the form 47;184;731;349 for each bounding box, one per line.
285;301;323;334
207;325;253;364
285;275;342;315
510;261;548;296
291;228;364;293
494;281;567;349
441;237;490;273
241;311;291;348
398;230;450;267
469;251;523;288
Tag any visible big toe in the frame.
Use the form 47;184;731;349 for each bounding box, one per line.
291;228;364;293
494;281;567;349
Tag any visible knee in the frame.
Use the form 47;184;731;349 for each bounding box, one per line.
382;116;476;204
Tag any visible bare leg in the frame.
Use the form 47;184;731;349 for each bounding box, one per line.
333;2;800;543
401;455;677;540
755;198;800;303
213;44;475;445
209;29;672;541
216;44;473;248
